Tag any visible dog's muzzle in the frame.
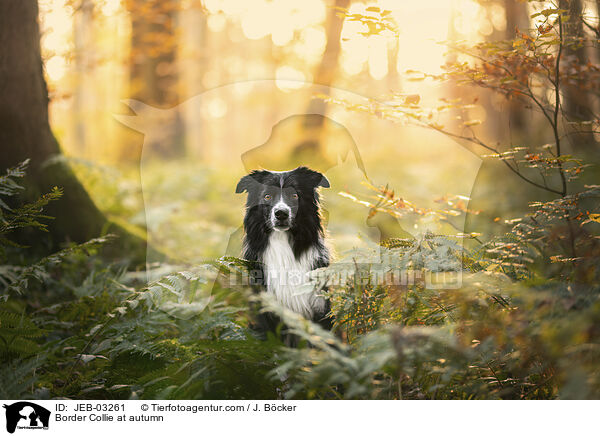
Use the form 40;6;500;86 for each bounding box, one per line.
272;204;291;230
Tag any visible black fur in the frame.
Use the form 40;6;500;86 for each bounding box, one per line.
236;167;333;335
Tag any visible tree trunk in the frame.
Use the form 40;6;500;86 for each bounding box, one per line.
386;35;400;91
126;0;183;158
0;1;147;261
505;0;528;133
559;0;596;152
0;0;109;249
560;0;593;120
73;0;94;158
292;0;351;168
302;0;351;128
179;6;207;159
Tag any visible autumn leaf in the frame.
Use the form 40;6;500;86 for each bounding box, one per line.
404;94;420;105
588;213;600;223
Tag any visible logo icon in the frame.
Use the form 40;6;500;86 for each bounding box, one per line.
3;402;50;434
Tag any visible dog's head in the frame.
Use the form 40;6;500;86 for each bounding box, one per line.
236;166;329;232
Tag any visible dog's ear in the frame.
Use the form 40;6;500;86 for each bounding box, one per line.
236;171;268;193
316;173;330;188
294;167;330;189
235;175;253;193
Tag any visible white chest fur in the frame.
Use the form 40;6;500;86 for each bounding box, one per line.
261;231;326;319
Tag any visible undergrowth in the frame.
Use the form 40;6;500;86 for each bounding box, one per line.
0;161;598;399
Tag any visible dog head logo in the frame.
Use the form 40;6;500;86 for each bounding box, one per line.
115;80;482;296
240;113;367;178
3;402;50;434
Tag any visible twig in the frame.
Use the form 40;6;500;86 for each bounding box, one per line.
553;15;567;197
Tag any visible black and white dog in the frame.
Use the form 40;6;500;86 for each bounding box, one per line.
235;166;332;331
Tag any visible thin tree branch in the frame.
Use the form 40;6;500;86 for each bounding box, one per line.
553;15;568;197
423;125;565;195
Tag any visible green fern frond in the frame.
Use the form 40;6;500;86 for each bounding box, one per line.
0;356;45;399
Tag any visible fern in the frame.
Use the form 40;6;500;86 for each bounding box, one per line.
0;160;28;201
0;160;62;259
0;356;47;399
1;235;116;300
0;310;46;358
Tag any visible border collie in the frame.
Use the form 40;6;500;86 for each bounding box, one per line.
236;166;332;330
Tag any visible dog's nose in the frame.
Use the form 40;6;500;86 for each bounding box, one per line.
274;209;289;220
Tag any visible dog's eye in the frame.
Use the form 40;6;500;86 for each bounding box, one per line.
264;194;272;201
292;193;298;199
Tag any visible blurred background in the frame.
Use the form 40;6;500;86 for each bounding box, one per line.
36;0;600;262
